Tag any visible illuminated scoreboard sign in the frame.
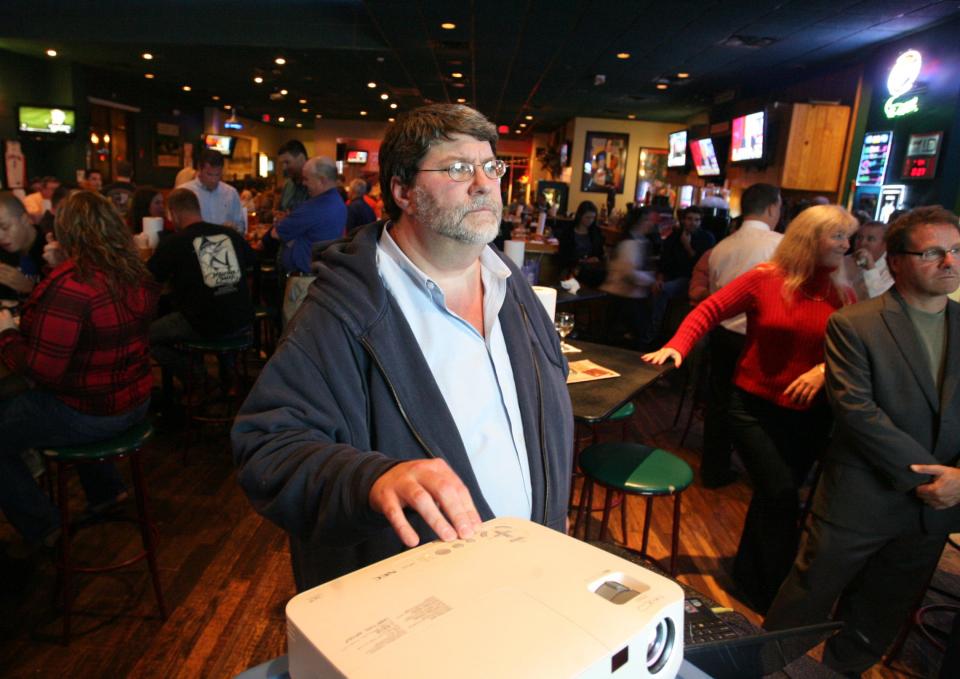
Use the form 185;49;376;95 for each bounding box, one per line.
855;131;893;186
901;132;942;180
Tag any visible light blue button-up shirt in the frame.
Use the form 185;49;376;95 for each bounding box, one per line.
182;178;248;235
376;226;532;519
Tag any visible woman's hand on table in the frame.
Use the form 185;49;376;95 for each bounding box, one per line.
0;308;17;332
783;364;825;406
0;264;34;294
642;347;682;368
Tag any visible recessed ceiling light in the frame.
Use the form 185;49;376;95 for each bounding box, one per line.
524;115;533;120
519;123;527;127
456;98;466;103
389;103;398;109
142;52;153;60
515;129;521;134
360;110;368;116
451;72;463;78
275;57;286;65
45;48;58;58
367;81;376;88
656;83;668;90
388;117;395;123
380;93;389;100
617;52;631;59
182;85;192;92
224;104;232;110
677;72;690;79
254;76;263;84
315;113;322;118
441;22;456;30
280;89;288;95
301;107;309;113
296;122;302;128
144;73;155;79
212;95;220;101
627;114;636;119
278;116;285;122
298;98;307;104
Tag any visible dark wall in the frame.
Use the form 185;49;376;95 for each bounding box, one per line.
0;49;86;182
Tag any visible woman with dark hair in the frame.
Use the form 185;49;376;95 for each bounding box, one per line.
130;187;167;234
601;206;658;346
557;200;606;286
0;191;158;550
644;204;859;612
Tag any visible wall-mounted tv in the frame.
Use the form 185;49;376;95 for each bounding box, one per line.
667;130;687;167
730;110;766;163
690;137;721;176
346;149;368;164
203;134;237;158
18;105;76;136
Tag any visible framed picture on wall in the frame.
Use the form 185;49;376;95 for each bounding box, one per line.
634;147;667;204
154;122;182;167
580;131;628;194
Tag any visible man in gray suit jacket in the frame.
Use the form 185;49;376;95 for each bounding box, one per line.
764;206;960;675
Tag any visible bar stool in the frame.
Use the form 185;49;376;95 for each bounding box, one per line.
574;442;693;576
178;333;253;455
570;401;636;512
43;420;167;643
252;305;280;361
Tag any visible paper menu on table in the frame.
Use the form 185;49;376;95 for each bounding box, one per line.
566;359;620;384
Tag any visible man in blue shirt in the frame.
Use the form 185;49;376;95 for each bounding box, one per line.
274;157;345;324
233;104;573;589
344;178;377;232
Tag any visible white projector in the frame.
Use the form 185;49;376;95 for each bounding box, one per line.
287;518;684;678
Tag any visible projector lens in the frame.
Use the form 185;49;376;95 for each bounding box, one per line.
646;618;675;673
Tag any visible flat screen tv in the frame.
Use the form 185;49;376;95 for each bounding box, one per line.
667;130;687;167
203;134;236;158
346;149;368;164
18;105;76;135
690;137;721;177
730;110;766;163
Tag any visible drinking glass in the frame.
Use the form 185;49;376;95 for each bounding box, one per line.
555;312;575;340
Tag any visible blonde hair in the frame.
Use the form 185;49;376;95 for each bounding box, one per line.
55;190;150;290
770;204;858;301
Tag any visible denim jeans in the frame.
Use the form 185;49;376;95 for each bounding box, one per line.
0;389;148;543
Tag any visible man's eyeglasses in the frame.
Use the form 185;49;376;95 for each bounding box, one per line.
418;159;508;182
899;246;960;263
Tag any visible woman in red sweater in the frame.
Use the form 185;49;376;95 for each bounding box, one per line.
644;204;858;612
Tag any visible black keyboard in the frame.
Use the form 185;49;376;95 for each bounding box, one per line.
684;596;741;646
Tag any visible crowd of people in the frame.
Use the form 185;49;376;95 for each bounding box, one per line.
0;103;958;677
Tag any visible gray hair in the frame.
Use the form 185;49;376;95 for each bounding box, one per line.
304;156;337;182
349;178;368;196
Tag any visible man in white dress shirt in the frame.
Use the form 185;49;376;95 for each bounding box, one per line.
701;183;783;487
181;149;247;234
842;220;894;301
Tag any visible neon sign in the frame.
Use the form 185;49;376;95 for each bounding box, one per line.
884;49;922;119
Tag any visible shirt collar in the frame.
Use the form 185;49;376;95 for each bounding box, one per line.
741;219;774;232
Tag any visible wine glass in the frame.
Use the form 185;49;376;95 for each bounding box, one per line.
555;312;575;348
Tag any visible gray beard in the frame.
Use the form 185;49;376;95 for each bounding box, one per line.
412;186;502;245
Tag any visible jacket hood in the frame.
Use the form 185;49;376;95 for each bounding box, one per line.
306;220;392;335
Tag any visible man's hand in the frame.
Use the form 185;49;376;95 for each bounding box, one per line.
783;364;825;406
42;232;67;269
854;249;876;270
910;464;960;509
369;459;482;547
0;264;33;294
0;309;17;332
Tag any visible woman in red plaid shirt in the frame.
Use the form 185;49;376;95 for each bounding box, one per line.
0;191;158;550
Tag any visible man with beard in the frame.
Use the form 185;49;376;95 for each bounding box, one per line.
276;139;310;214
232;104;573;590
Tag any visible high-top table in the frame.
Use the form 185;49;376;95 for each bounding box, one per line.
565;340;671;423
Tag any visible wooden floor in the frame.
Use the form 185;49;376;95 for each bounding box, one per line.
0;369;954;678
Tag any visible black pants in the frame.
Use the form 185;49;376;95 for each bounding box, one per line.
727;388;831;613
701;327;744;482
765;515;945;674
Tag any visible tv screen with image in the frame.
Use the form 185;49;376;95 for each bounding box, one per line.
346;149;368;164
203;134;237;158
18;105;76;135
667;130;687;167
690;138;720;176
730;111;766;163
